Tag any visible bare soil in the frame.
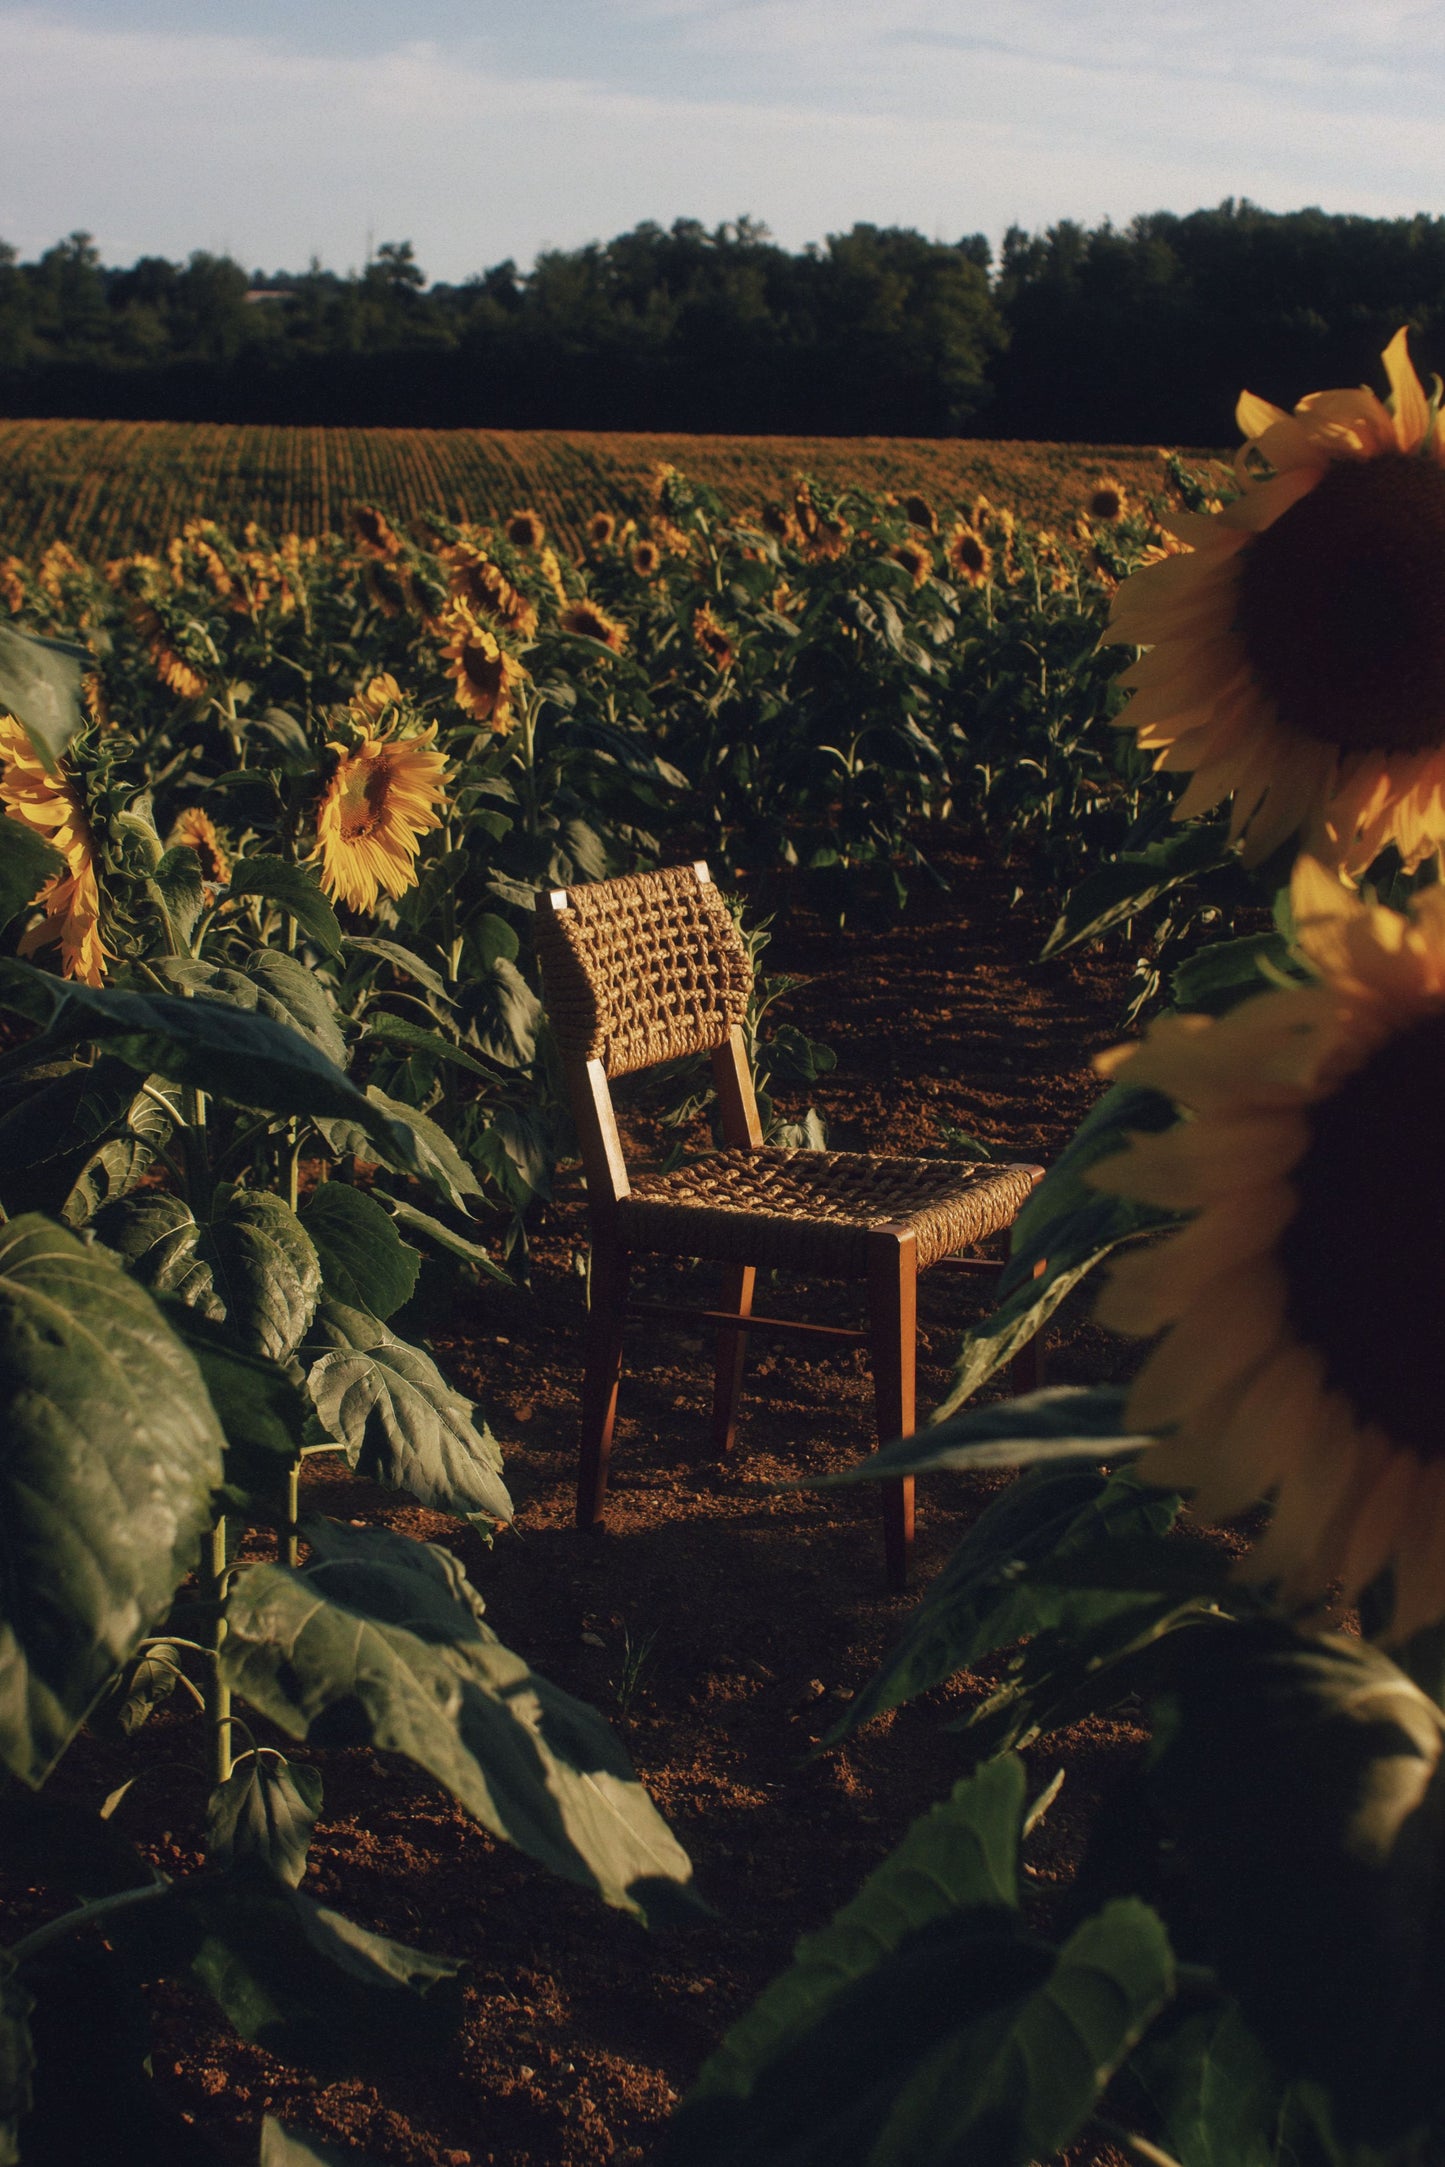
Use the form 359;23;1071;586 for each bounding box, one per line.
4;836;1145;2166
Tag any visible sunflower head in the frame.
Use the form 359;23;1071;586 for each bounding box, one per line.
439;603;528;730
166;804;231;886
588;512;617;547
1;558;29;615
630;540;661;578
760;502;796;543
0;713;106;985
692;604;735;671
364;559;410;619
351;504;403;560
539;545;569;605
447;550;539;640
313;720;449;915
891;538;933;587
903;492;938;534
557;600;627;653
506;509;545;551
1091;854;1445;1638
1106;328;1445;874
947;523;992;586
1086;477;1130;523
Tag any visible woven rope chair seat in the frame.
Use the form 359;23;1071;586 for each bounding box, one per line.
618;1149;1043;1276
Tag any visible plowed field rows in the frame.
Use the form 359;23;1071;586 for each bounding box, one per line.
0;418;1192;556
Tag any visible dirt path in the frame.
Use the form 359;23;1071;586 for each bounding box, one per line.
10;837;1141;2166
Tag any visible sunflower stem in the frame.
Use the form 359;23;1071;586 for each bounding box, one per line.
207;1517;233;1788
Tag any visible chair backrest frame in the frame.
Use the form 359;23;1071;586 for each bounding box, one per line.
537;863;764;1226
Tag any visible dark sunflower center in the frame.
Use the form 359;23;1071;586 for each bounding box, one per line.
1235;450;1445;756
1279;1007;1445;1449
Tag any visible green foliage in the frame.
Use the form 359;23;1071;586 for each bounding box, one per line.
0;1214;225;1784
206;1755;323;1889
0;623;88;768
222;1518;700;1922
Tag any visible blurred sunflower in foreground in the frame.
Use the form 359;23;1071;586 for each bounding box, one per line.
313;678;448;912
0;714;106;984
1093;855;1445;1638
1105;329;1445;872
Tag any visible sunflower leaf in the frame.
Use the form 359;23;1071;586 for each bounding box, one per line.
302;1294;510;1522
301;1183;420;1321
1042;821;1233;960
155;951;347;1069
0;623;90;770
206;1755;323;1888
815;1385;1142;1484
380;1197;511;1285
221;1518;700;1922
0;1214;225;1785
227;855;343;959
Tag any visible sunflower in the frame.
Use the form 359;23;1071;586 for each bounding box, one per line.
446;549;538;639
506;509;545;551
1086;477;1130;523
313;720;448;913
0;558;27;615
82;672;112;731
903;492;938;534
351;505;402;560
630;540;661;578
693;605;735;671
132;606;208;701
1091;854;1445;1638
760;502;798;544
539;546;569;606
439;604;527;730
891;538;933;587
364;559;409;620
166;804;231;885
350;673;405;724
588;512;617;547
947;523;992;586
0;715;106;985
557;600;627;652
1104;329;1445;874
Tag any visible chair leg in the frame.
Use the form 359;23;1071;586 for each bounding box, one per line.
868;1227;918;1592
578;1243;630;1530
710;1262;756;1456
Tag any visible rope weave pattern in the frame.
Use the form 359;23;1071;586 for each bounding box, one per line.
620;1149;1043;1275
536;866;753;1078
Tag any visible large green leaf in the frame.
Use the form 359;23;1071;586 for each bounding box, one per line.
222;1518;698;1922
302;1183;420;1319
1042;821;1232;958
870;1898;1174;2167
687;1755;1026;2115
1149;1624;1445;2140
0;813;61;938
207;1188;322;1363
469;957;542;1067
382;1196;511;1286
100;1187;321;1363
362;1013;500;1079
227;855;343;959
0;1058;174;1224
93;1191;224;1317
820;1385;1143;1483
157;1297;309;1516
0;1215;225;1784
157;950;347;1069
316;1086;482;1212
833;1465;1180;1739
344;936;447;998
1125;2003;1281;2167
0;623;89;768
1170;931;1298;1016
0;961;435;1185
60;1080;176;1227
108;1869;464;2079
304;1295;510;1521
207;1755;323;1889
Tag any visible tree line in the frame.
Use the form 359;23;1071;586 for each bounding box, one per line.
3;202;1445;441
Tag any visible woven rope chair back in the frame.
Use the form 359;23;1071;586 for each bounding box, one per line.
536;865;753;1079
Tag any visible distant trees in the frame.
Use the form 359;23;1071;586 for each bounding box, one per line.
2;203;1445;438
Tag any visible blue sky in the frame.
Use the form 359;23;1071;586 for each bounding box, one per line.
4;0;1445;280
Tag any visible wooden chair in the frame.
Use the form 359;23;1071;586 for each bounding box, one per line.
535;862;1045;1588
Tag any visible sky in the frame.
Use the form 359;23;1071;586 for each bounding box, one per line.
4;0;1445;281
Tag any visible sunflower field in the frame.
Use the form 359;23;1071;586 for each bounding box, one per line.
0;352;1439;2167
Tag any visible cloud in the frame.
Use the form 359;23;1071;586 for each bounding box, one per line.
3;2;1444;279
